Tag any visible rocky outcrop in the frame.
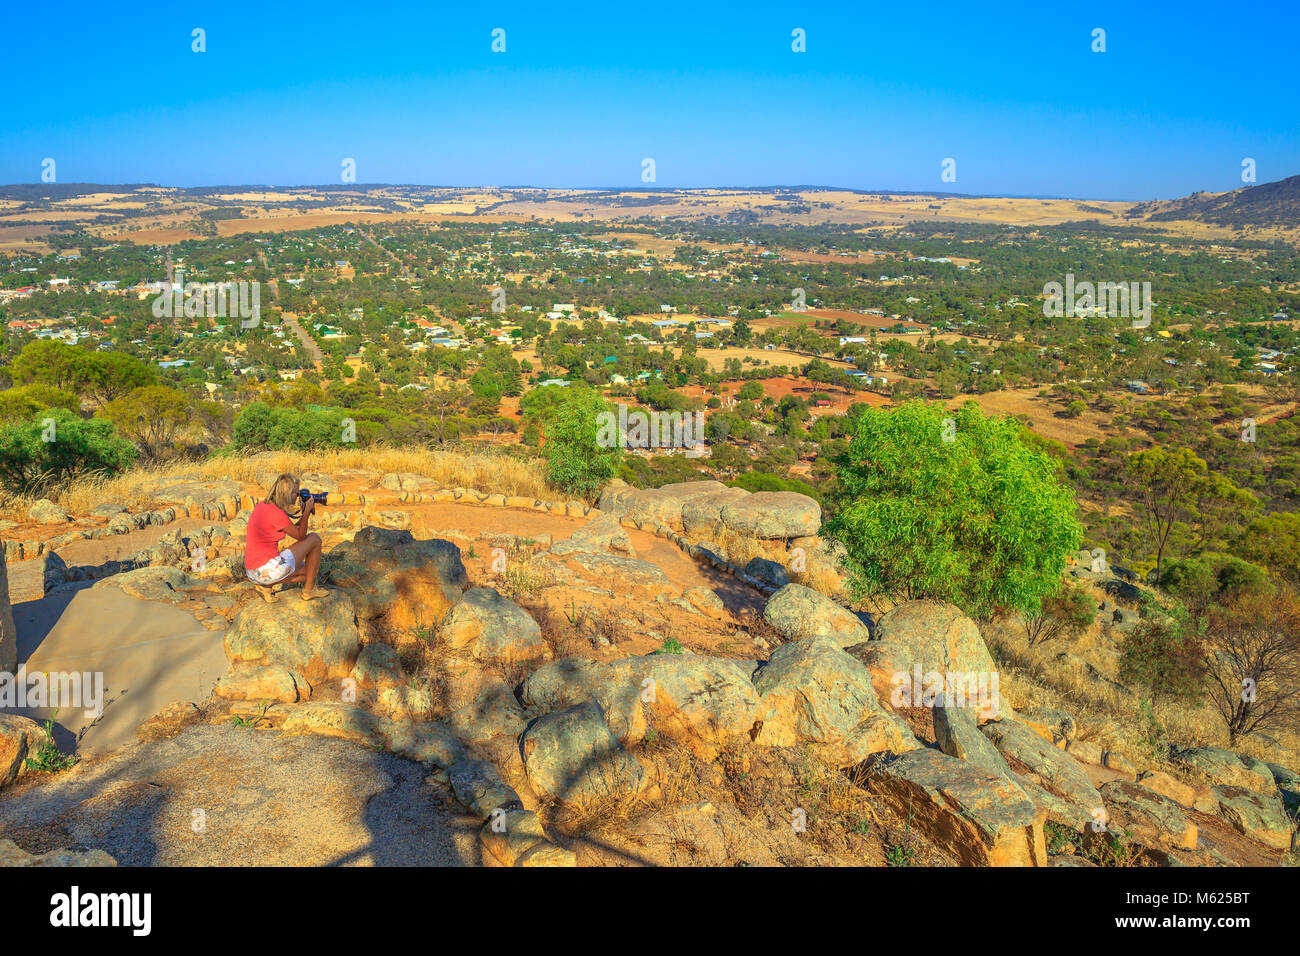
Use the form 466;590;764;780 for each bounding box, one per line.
521;701;645;810
752;635;917;766
867;748;1047;866
1099;780;1198;851
599;479;820;541
1211;785;1295;851
325;526;467;630
1170;746;1278;795
439;587;550;665
980;719;1103;829
521;653;763;760
225;590;361;682
548;512;635;558
764;583;871;647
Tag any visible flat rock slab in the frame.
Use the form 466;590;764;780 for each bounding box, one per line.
5;587;226;757
0;724;480;865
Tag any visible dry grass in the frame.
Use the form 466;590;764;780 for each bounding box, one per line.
984;610;1300;773
2;443;554;519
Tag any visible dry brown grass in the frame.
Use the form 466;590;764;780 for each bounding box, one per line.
2;443;554;519
984;610;1300;773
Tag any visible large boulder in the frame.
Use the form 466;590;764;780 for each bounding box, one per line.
680;485;752;538
719;492;820;539
1211;785;1295;851
872;600;998;676
764;583;870;648
325;526;467;631
439;587;549;665
866;748;1047;866
225;590;361;682
520;653;763;760
752;635;918;766
1098;780;1198;851
1170;746;1278;795
599;479;734;532
980;719;1103;829
0;545;15;674
521;701;645;809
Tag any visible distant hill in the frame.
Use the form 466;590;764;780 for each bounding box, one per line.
1130;174;1300;228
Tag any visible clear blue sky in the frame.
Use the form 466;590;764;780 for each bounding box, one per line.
3;0;1297;199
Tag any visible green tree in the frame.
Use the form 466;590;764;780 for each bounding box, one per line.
827;400;1083;618
542;387;620;500
99;385;193;459
1126;447;1257;582
0;409;137;496
0;385;79;424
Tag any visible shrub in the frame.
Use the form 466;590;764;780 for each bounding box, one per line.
827;400;1083;618
0;409;137;496
1118;609;1206;701
541;387;620;499
232;401;352;451
1022;581;1095;645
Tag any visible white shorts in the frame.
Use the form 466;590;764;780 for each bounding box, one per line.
247;548;296;586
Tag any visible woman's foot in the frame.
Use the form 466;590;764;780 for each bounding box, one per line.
300;589;321;602
257;585;279;604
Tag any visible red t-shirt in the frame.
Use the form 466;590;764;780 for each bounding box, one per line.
245;502;292;569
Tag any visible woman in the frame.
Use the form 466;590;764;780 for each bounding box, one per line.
245;473;323;602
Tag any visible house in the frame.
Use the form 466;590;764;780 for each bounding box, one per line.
1127;381;1150;394
537;378;571;388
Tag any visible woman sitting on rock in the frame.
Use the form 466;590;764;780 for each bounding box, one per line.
245;473;323;602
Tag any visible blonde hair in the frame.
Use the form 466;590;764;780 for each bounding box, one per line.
264;473;300;513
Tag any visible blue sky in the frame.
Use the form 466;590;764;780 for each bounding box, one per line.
3;0;1297;199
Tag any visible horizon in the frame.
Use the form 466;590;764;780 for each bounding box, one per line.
4;0;1298;201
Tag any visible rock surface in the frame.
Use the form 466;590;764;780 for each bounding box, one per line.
764;583;871;647
225;590;361;682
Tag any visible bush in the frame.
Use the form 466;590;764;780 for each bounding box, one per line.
232;401;352;451
1160;552;1274;620
827;400;1083;618
0;385;79;424
0;409;137;496
1022;582;1095;645
728;471;820;501
1119;610;1206;701
541;387;620;500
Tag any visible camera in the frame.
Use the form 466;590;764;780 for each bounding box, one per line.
298;489;329;505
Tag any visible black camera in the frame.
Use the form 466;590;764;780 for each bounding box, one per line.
298;489;329;505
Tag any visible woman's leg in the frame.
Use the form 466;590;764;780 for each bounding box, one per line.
285;533;323;600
